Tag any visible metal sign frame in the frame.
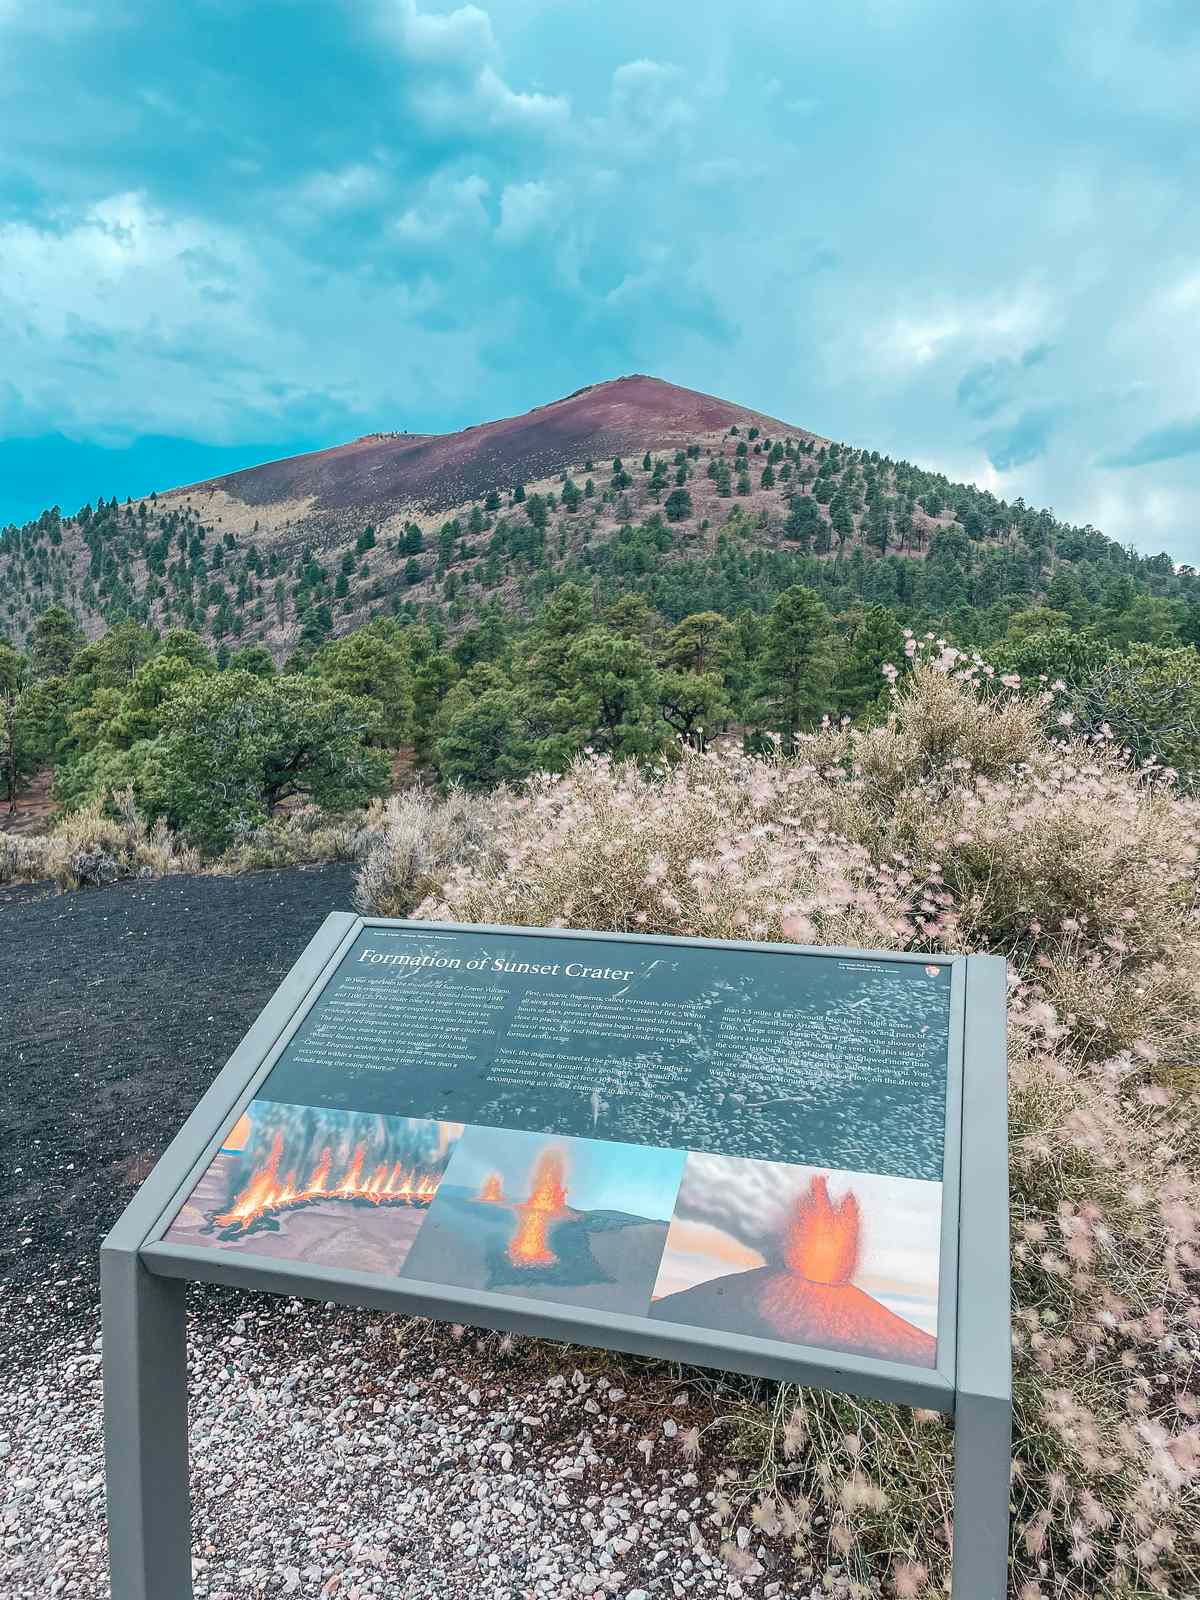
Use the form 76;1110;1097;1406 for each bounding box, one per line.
101;913;1011;1600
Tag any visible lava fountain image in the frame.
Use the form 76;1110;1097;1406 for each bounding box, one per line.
508;1148;569;1267
754;1174;936;1357
191;1102;460;1237
399;1126;686;1313
782;1176;859;1284
477;1172;505;1203
164;1102;464;1277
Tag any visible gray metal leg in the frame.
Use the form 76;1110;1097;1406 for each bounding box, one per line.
101;1247;193;1600
951;1386;1012;1598
953;955;1012;1598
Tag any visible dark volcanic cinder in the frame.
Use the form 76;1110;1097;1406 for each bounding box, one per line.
0;864;356;1367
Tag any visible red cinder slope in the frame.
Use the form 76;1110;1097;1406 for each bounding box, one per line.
176;375;811;516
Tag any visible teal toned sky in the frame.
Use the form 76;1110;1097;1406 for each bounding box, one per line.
2;0;1198;558
446;1127;685;1219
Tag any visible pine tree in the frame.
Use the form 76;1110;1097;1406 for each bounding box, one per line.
665;488;693;523
752;585;833;752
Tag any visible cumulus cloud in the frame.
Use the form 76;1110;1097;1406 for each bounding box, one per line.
378;0;497;67
0;187;494;444
496;179;553;243
281;164;388;228
1102;419;1200;471
1;0;1198;554
606;59;695;148
392;173;491;244
408;63;569;137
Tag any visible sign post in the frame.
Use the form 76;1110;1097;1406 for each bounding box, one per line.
102;914;1010;1599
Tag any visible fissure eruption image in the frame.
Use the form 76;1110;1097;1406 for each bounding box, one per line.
650;1154;941;1368
164;1100;462;1276
401;1126;685;1313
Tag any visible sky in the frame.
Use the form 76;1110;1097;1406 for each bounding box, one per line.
2;0;1199;558
444;1126;685;1218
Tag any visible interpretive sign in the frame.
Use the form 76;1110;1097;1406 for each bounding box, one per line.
101;915;1011;1600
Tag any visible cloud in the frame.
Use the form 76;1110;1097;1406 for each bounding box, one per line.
1060;0;1200;122
1102;418;1200;470
867;286;1053;375
956;344;1054;421
496;179;553;243
984;408;1059;472
607;59;695;148
281;164;388;230
956;361;1012;421
392;173;491;244
2;0;1199;555
408;64;569;137
384;0;497;67
479;66;570;131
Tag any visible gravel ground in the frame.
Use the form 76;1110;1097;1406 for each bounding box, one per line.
1;1296;821;1600
0;869;832;1600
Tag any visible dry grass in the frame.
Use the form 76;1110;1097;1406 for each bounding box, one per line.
379;661;1200;1598
0;788;201;891
1;794;383;891
352;787;498;919
212;804;376;875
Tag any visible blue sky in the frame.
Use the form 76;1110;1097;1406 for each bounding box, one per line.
445;1127;685;1218
2;0;1199;558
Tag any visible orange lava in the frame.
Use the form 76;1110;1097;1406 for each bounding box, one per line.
214;1136;439;1231
756;1174;936;1365
478;1172;505;1203
508;1148;569;1268
783;1175;860;1285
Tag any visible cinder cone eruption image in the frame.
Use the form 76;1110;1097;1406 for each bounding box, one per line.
651;1156;940;1368
401;1126;685;1314
165;1101;462;1277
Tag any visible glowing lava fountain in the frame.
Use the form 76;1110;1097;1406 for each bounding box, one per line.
753;1173;936;1364
214;1131;439;1232
478;1172;505;1203
783;1175;860;1285
508;1148;569;1268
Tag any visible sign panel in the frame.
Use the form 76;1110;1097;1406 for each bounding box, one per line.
162;924;956;1375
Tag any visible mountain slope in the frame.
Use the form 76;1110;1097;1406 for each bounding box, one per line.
0;373;1186;659
182;374;810;519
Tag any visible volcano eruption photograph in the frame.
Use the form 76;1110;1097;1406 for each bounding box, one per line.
649;1154;941;1369
164;1100;463;1277
400;1126;685;1314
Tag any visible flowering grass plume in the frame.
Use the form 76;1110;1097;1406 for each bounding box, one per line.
388;658;1200;1597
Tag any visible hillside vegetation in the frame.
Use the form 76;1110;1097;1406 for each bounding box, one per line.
359;660;1200;1598
2;377;1196;668
6;378;1200;836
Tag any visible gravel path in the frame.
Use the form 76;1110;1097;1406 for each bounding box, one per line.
0;870;828;1600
